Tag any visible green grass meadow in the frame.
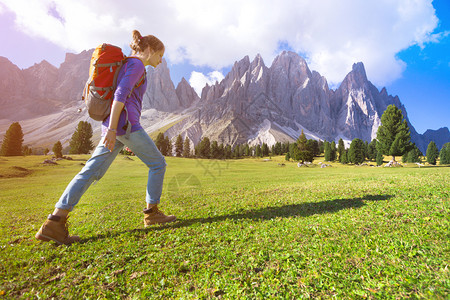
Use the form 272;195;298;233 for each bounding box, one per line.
0;154;449;299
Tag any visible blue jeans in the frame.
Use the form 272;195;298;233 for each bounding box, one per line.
55;129;166;210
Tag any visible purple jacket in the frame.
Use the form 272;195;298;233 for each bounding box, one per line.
102;57;147;136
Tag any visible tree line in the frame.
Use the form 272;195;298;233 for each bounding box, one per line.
0;121;94;158
139;105;450;166
154;132;291;159
1;105;449;165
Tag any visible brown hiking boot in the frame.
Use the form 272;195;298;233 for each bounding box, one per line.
143;206;176;227
35;215;80;245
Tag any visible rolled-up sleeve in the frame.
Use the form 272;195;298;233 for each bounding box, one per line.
114;59;145;103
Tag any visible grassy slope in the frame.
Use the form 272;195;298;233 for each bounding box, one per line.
0;155;449;299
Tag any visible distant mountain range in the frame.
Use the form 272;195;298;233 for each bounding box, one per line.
0;50;448;154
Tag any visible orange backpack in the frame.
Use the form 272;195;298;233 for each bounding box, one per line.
82;43;145;122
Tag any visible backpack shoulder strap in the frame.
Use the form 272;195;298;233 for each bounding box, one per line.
122;57;147;98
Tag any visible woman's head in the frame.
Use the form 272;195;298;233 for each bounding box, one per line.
130;30;165;67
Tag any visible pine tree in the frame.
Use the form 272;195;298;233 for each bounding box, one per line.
175;135;183;157
261;143;269;157
407;147;421;163
306;139;320;158
281;142;289;154
69;121;94;154
363;141;369;160
318;140;324;154
439;143;450;165
367;139;377;161
22;145;32;156
376;105;412;161
199;137;211;158
155;132;165;154
194;144;199;157
312;140;320;157
273;142;282;155
211;141;220;159
402;144;421;163
348;138;365;164
341;149;348;164
289;143;299;161
44;148;50;156
297;130;313;163
225;145;232;159
285;152;291;161
376;151;384;166
219;144;225;158
183;137;191;158
337;139;345;162
233;144;241;158
330;141;336;161
164;136;172;156
1;122;24;156
255;145;262;157
324;141;331;161
426;141;439;165
243;144;250;156
53;141;63;158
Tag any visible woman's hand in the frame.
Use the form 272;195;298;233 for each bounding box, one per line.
104;100;125;152
103;129;117;152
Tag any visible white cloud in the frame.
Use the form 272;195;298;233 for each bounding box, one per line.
0;0;443;86
189;71;225;96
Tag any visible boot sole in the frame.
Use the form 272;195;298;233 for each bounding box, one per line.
144;217;177;227
35;232;64;245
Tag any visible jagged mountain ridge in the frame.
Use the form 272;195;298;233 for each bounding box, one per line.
168;51;438;153
0;50;448;154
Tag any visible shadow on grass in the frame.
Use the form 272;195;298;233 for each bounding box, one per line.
79;194;392;244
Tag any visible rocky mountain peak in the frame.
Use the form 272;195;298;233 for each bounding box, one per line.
341;62;368;91
270;51;311;84
24;60;58;77
272;51;308;69
0;57;20;76
63;50;92;65
251;54;265;67
227;55;251;81
311;70;330;91
424;127;449;136
0;57;24;103
176;77;200;108
33;59;55;68
418;127;450;153
352;62;367;78
144;58;182;111
0;56;13;64
248;54;269;85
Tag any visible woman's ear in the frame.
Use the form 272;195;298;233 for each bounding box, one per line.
146;47;155;56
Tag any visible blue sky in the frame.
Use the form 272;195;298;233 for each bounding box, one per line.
385;0;450;134
0;0;448;134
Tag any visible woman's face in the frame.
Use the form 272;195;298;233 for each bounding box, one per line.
145;48;165;67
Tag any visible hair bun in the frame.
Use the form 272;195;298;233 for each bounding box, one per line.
130;30;165;55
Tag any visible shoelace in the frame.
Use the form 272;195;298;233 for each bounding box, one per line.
153;208;165;216
62;218;70;237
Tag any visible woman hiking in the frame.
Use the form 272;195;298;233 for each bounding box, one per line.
35;30;176;245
